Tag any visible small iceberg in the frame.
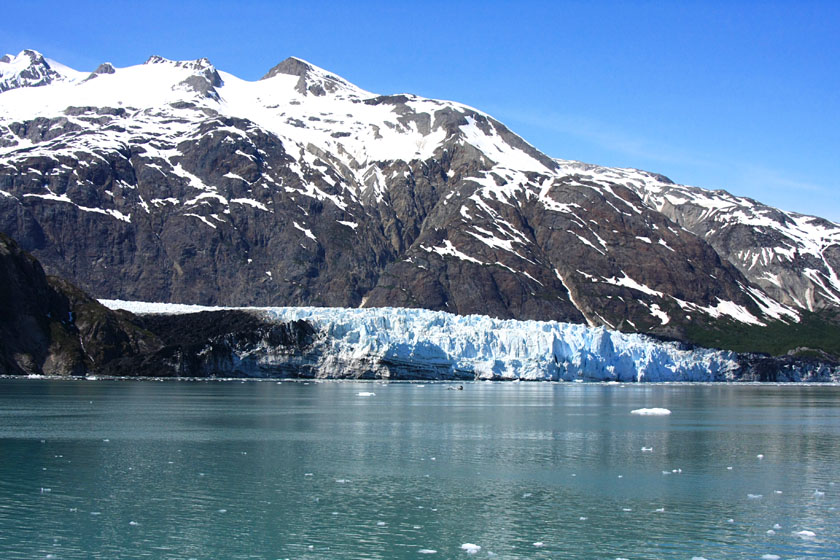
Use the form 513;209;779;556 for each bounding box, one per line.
630;408;671;415
794;530;816;539
418;550;437;554
357;392;376;397
460;543;481;554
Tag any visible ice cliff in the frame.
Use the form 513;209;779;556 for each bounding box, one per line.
263;306;745;381
101;301;811;382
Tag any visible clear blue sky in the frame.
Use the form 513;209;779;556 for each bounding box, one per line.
3;0;839;221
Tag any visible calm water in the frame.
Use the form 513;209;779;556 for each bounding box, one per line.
0;379;838;560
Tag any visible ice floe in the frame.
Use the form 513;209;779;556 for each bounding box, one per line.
630;408;671;415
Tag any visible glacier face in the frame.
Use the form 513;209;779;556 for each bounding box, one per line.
102;300;749;382
264;306;744;382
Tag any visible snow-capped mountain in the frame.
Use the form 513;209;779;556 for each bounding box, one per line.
1;49;838;352
0;50;85;92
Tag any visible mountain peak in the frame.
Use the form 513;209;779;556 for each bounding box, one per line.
261;56;314;80
144;55;216;72
260;56;365;98
0;49;66;93
141;55;222;99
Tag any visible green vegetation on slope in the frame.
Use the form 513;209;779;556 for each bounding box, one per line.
684;311;840;361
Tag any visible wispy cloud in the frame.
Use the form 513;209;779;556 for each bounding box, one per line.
736;164;833;196
491;106;717;168
489;105;839;221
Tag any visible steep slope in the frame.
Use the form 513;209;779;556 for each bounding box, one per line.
0;232;158;375
0;50;835;349
552;160;840;316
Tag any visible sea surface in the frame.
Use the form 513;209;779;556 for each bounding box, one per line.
0;379;838;560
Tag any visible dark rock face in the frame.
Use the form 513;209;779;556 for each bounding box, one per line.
0;232;159;375
0;233;317;377
99;311;318;378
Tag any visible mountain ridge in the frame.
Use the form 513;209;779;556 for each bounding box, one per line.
1;49;838;357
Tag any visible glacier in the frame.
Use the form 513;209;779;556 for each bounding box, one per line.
101;300;764;382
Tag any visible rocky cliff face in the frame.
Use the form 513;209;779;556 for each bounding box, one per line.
0;233;316;377
99;311;318;378
0;232;158;375
1;50;838;352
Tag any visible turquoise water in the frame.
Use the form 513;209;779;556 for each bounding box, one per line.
0;379;838;559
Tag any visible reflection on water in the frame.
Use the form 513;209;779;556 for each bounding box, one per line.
0;380;838;559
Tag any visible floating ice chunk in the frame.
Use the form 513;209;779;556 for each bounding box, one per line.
533;542;545;547
304;473;313;477
727;518;734;523
766;529;775;535
691;557;709;560
748;494;763;499
418;550;437;554
218;509;227;513
335;479;348;483
129;521;138;526
726;466;733;470
773;523;781;529
795;530;816;538
460;543;481;554
522;492;532;498
579;516;587;521
761;555;780;560
641;446;653;452
631;408;671;416
377;521;386;526
622;508;632;512
654;508;665;512
814;489;825;497
358;391;376;397
103;439;110;442
756;454;764;459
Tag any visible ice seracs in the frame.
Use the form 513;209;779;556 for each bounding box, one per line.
103;300;750;381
